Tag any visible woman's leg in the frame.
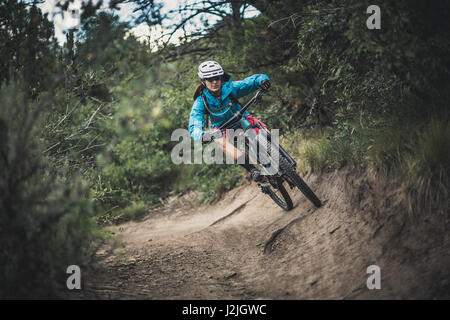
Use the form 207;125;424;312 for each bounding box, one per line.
213;130;261;181
212;125;266;181
213;129;243;162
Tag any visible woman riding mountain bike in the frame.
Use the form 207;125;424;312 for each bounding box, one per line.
188;60;271;181
188;60;322;211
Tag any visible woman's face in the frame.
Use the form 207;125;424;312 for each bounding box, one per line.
204;76;222;94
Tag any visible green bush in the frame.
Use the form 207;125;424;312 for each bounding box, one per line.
401;118;450;215
96;200;149;225
0;81;97;298
194;164;244;204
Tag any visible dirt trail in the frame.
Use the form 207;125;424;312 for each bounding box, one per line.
76;169;450;299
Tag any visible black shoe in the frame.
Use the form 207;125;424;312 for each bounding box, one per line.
250;168;262;182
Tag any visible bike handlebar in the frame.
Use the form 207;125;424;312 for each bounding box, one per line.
217;90;265;131
202;90;266;143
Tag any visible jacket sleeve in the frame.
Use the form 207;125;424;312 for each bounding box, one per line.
188;97;206;141
231;74;270;99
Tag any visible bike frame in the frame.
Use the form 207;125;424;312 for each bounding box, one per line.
217;90;265;132
253;122;297;168
206;90;322;209
210;90;297;171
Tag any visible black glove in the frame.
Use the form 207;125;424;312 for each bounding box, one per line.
260;79;271;91
202;132;213;144
201;130;222;144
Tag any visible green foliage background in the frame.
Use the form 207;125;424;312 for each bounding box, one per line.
0;0;449;298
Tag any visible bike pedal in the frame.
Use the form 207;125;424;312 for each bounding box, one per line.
250;168;263;182
258;182;270;193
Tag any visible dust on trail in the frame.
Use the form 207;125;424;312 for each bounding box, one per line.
73;169;450;300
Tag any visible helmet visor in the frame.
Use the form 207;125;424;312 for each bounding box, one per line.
204;75;222;82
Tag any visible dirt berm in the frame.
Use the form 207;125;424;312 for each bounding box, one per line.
76;168;450;299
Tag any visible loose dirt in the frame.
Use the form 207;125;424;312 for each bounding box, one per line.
73;169;450;299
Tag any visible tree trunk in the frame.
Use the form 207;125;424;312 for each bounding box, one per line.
230;0;242;23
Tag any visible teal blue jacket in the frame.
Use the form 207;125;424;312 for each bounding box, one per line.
188;73;270;141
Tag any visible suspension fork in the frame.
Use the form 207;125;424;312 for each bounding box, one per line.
243;131;279;177
254;123;297;168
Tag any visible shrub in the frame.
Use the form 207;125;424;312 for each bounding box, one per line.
401;118;450;215
0;81;97;298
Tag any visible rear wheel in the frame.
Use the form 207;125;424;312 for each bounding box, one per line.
260;177;293;211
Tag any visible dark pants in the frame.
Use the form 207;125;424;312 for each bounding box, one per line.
237;154;256;173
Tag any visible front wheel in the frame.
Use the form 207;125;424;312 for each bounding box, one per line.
280;158;322;208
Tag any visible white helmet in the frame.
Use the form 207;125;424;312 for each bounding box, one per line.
197;60;224;79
